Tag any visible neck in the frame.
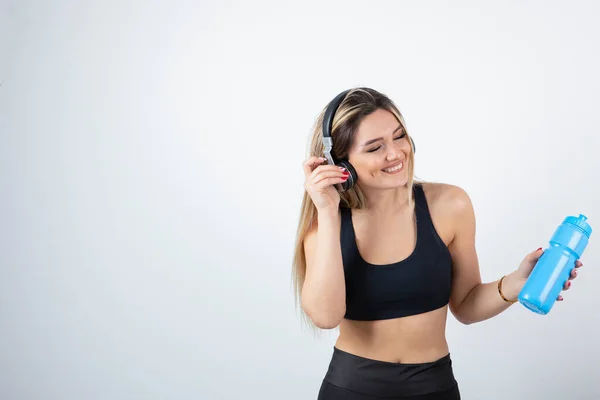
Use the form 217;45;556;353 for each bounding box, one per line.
359;184;412;216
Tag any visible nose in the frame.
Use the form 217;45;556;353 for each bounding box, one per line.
385;140;403;160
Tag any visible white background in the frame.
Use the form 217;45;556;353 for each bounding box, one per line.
2;1;600;399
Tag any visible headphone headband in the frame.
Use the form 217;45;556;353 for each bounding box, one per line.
322;89;351;139
321;89;353;192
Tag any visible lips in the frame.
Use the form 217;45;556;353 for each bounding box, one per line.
381;160;405;172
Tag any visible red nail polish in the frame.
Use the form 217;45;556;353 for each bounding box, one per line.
568;281;571;287
537;247;543;251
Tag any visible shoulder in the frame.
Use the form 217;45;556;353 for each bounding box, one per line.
418;182;475;246
420;181;474;218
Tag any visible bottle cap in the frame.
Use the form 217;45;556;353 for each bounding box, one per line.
564;214;592;238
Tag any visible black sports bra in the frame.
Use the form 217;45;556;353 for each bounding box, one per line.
340;183;453;321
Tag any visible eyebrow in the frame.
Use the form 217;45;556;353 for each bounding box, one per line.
361;125;403;147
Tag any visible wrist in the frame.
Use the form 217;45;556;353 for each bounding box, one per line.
317;208;340;225
501;271;524;302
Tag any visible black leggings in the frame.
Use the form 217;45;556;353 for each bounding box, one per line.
318;381;460;399
317;347;461;400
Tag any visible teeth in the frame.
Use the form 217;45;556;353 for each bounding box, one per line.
383;162;403;172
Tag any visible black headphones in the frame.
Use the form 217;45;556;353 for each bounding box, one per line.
321;89;415;192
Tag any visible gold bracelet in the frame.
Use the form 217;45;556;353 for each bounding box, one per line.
498;275;518;304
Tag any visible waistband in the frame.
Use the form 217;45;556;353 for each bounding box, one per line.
323;347;457;398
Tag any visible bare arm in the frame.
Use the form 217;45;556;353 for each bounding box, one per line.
301;209;346;329
446;185;514;325
446;186;573;324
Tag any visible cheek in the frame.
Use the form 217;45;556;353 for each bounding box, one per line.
349;157;381;177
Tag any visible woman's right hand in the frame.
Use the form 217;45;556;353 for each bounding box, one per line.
303;156;350;213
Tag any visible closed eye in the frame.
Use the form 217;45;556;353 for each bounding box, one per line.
366;133;407;153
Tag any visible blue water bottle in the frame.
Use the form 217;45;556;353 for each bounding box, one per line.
518;214;592;315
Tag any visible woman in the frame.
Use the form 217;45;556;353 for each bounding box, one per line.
291;87;582;399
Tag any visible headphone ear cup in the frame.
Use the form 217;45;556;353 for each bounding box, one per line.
410;136;416;154
337;160;358;191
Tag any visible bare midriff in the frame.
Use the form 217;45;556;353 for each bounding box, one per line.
334;304;450;364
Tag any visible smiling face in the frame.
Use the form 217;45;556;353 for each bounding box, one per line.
347;108;412;190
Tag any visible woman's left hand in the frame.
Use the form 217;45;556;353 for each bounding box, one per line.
509;247;583;302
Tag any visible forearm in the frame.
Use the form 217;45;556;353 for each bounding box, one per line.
301;211;346;328
455;271;521;325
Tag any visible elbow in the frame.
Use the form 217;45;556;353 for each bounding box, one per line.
302;299;345;329
313;315;343;329
313;316;343;329
451;304;475;325
454;314;474;325
457;317;475;325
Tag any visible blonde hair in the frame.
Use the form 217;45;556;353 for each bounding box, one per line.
291;87;419;332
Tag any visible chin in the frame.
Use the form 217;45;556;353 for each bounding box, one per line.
384;178;409;189
362;173;409;190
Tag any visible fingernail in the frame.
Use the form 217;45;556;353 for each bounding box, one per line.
568;281;572;287
339;167;346;171
574;269;578;276
537;247;543;252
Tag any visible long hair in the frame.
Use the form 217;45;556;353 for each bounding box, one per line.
291;87;418;332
